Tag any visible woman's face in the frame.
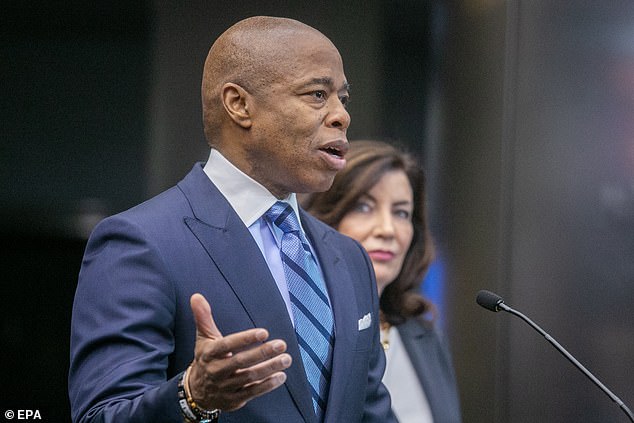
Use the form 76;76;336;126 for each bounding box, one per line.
338;170;414;295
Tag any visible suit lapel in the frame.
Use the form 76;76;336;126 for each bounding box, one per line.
397;319;437;410
397;319;461;423
178;165;315;423
300;211;359;421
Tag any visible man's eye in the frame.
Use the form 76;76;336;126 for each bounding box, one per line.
313;91;326;100
340;95;349;106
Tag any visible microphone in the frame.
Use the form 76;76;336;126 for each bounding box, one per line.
476;289;634;422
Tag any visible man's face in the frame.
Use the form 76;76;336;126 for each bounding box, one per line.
245;35;351;198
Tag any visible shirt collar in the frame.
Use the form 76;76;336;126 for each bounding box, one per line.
202;148;302;227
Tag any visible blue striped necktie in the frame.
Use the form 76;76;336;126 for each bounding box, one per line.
265;201;334;421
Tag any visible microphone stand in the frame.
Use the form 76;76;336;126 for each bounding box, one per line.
498;302;634;422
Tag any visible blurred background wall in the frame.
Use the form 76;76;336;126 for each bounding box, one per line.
1;1;633;422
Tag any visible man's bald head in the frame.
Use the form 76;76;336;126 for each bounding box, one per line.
201;16;336;145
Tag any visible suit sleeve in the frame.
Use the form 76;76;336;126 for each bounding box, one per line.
68;215;184;423
354;242;398;423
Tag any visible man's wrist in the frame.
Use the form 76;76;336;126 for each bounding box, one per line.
177;370;198;422
177;366;221;423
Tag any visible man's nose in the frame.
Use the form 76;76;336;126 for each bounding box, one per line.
326;97;351;130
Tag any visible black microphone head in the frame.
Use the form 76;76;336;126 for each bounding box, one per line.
476;290;505;312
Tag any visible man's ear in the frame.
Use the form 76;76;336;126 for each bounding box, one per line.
221;83;252;129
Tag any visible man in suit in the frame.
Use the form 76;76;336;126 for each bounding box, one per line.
68;16;394;423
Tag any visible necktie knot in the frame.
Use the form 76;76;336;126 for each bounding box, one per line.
265;201;301;234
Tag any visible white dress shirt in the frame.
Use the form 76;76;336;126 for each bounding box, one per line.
202;148;309;322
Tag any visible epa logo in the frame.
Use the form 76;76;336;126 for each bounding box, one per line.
4;410;42;420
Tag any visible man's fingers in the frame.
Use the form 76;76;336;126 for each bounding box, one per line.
228;339;288;370
199;332;281;370
227;372;288;411
200;331;271;362
190;293;223;340
224;351;292;389
219;372;288;412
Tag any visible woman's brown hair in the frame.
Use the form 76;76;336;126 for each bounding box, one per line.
301;140;436;325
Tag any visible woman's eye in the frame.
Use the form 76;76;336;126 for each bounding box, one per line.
395;209;411;219
353;202;371;213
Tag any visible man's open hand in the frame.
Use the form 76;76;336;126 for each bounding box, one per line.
187;293;292;412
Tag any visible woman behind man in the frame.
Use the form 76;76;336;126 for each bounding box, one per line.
301;140;462;423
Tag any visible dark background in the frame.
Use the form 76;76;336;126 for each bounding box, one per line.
1;1;633;422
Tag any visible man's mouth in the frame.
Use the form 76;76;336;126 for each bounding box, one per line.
318;140;348;171
321;145;344;158
319;140;349;158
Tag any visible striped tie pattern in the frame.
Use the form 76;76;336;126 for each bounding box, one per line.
265;201;334;421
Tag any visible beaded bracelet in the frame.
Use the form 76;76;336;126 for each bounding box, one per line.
177;371;198;422
182;366;221;423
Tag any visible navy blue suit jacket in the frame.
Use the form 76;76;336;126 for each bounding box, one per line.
69;163;394;423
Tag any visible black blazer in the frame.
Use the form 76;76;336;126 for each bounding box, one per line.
397;317;462;423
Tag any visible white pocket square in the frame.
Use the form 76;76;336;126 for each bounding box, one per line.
358;313;372;331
